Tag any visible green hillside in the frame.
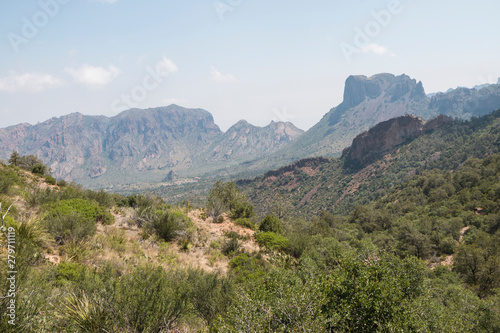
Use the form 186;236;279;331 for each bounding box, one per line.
1;111;499;331
238;110;500;218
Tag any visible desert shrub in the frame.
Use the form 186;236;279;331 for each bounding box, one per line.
206;181;249;220
57;179;68;187
321;253;427;332
32;164;47;175
259;215;283;234
0;169;19;194
46;212;97;244
115;266;190;332
148;210;187;242
221;233;241;256
229;253;267;283
255;232;289;251
301;236;343;271
214;267;325;332
45;198;114;225
44;175;57;185
233;218;257;230
55;262;83;285
187;269;235;327
230;200;255;219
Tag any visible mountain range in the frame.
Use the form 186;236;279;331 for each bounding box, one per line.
1;73;500;189
0;105;302;187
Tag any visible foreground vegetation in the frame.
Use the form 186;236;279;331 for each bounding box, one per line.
1;112;500;332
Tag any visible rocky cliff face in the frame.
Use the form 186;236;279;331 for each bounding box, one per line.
0;105;223;184
267;74;500;169
198;120;303;163
0;105;303;186
342;114;451;168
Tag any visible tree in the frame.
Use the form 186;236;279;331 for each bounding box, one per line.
8;150;20;166
259;215;283;234
206;181;248;221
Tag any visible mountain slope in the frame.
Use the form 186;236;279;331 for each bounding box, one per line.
0;105;303;187
261;74;500;168
237;110;500;218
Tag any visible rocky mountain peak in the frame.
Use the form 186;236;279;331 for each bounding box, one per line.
340;74;426;110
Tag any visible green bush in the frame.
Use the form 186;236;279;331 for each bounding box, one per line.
45;198;114;225
57;179;68;187
187;269;235;327
229;253;267;283
44;175;57;185
230;200;255;219
32;164;47;175
46;212;97;244
115;266;190;332
150;210;187;242
0;174;14;194
234;218;257;230
255;232;289;251
222;234;241;256
55;262;83;285
259;215;283;234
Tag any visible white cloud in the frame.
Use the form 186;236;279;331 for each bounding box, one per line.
0;71;64;92
210;66;236;83
362;43;396;57
65;64;120;87
92;0;119;3
156;56;178;77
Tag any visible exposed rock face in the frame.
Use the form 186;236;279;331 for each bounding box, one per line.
429;85;500;118
0;105;222;185
342;114;451;168
0;105;303;187
267;74;500;170
198;120;303;163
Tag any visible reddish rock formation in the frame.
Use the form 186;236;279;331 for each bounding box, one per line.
342;114;451;168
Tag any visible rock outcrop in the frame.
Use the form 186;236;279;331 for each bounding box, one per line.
342;114;451;168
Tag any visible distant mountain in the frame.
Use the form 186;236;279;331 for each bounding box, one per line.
0;105;302;187
256;74;500;167
187;120;303;175
238;110;500;218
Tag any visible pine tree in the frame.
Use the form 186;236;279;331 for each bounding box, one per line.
8;150;20;166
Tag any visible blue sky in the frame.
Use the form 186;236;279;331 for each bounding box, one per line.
1;0;499;131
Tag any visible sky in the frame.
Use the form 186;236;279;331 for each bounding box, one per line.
0;0;499;131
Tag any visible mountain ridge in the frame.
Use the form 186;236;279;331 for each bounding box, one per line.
0;105;302;187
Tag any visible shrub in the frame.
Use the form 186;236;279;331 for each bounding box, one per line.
222;235;240;256
32;164;47;175
229;253;267;283
255;232;289;251
46;212;97;244
187;269;235;327
55;262;83;285
0;173;14;194
259;215;283;234
234;218;257;230
115;266;190;332
230;200;255;219
150;210;187;242
57;179;68;187
45;198;114;225
44;175;57;185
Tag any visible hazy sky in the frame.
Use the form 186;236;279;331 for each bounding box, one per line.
1;0;499;131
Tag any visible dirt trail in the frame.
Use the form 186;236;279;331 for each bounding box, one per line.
431;225;470;270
